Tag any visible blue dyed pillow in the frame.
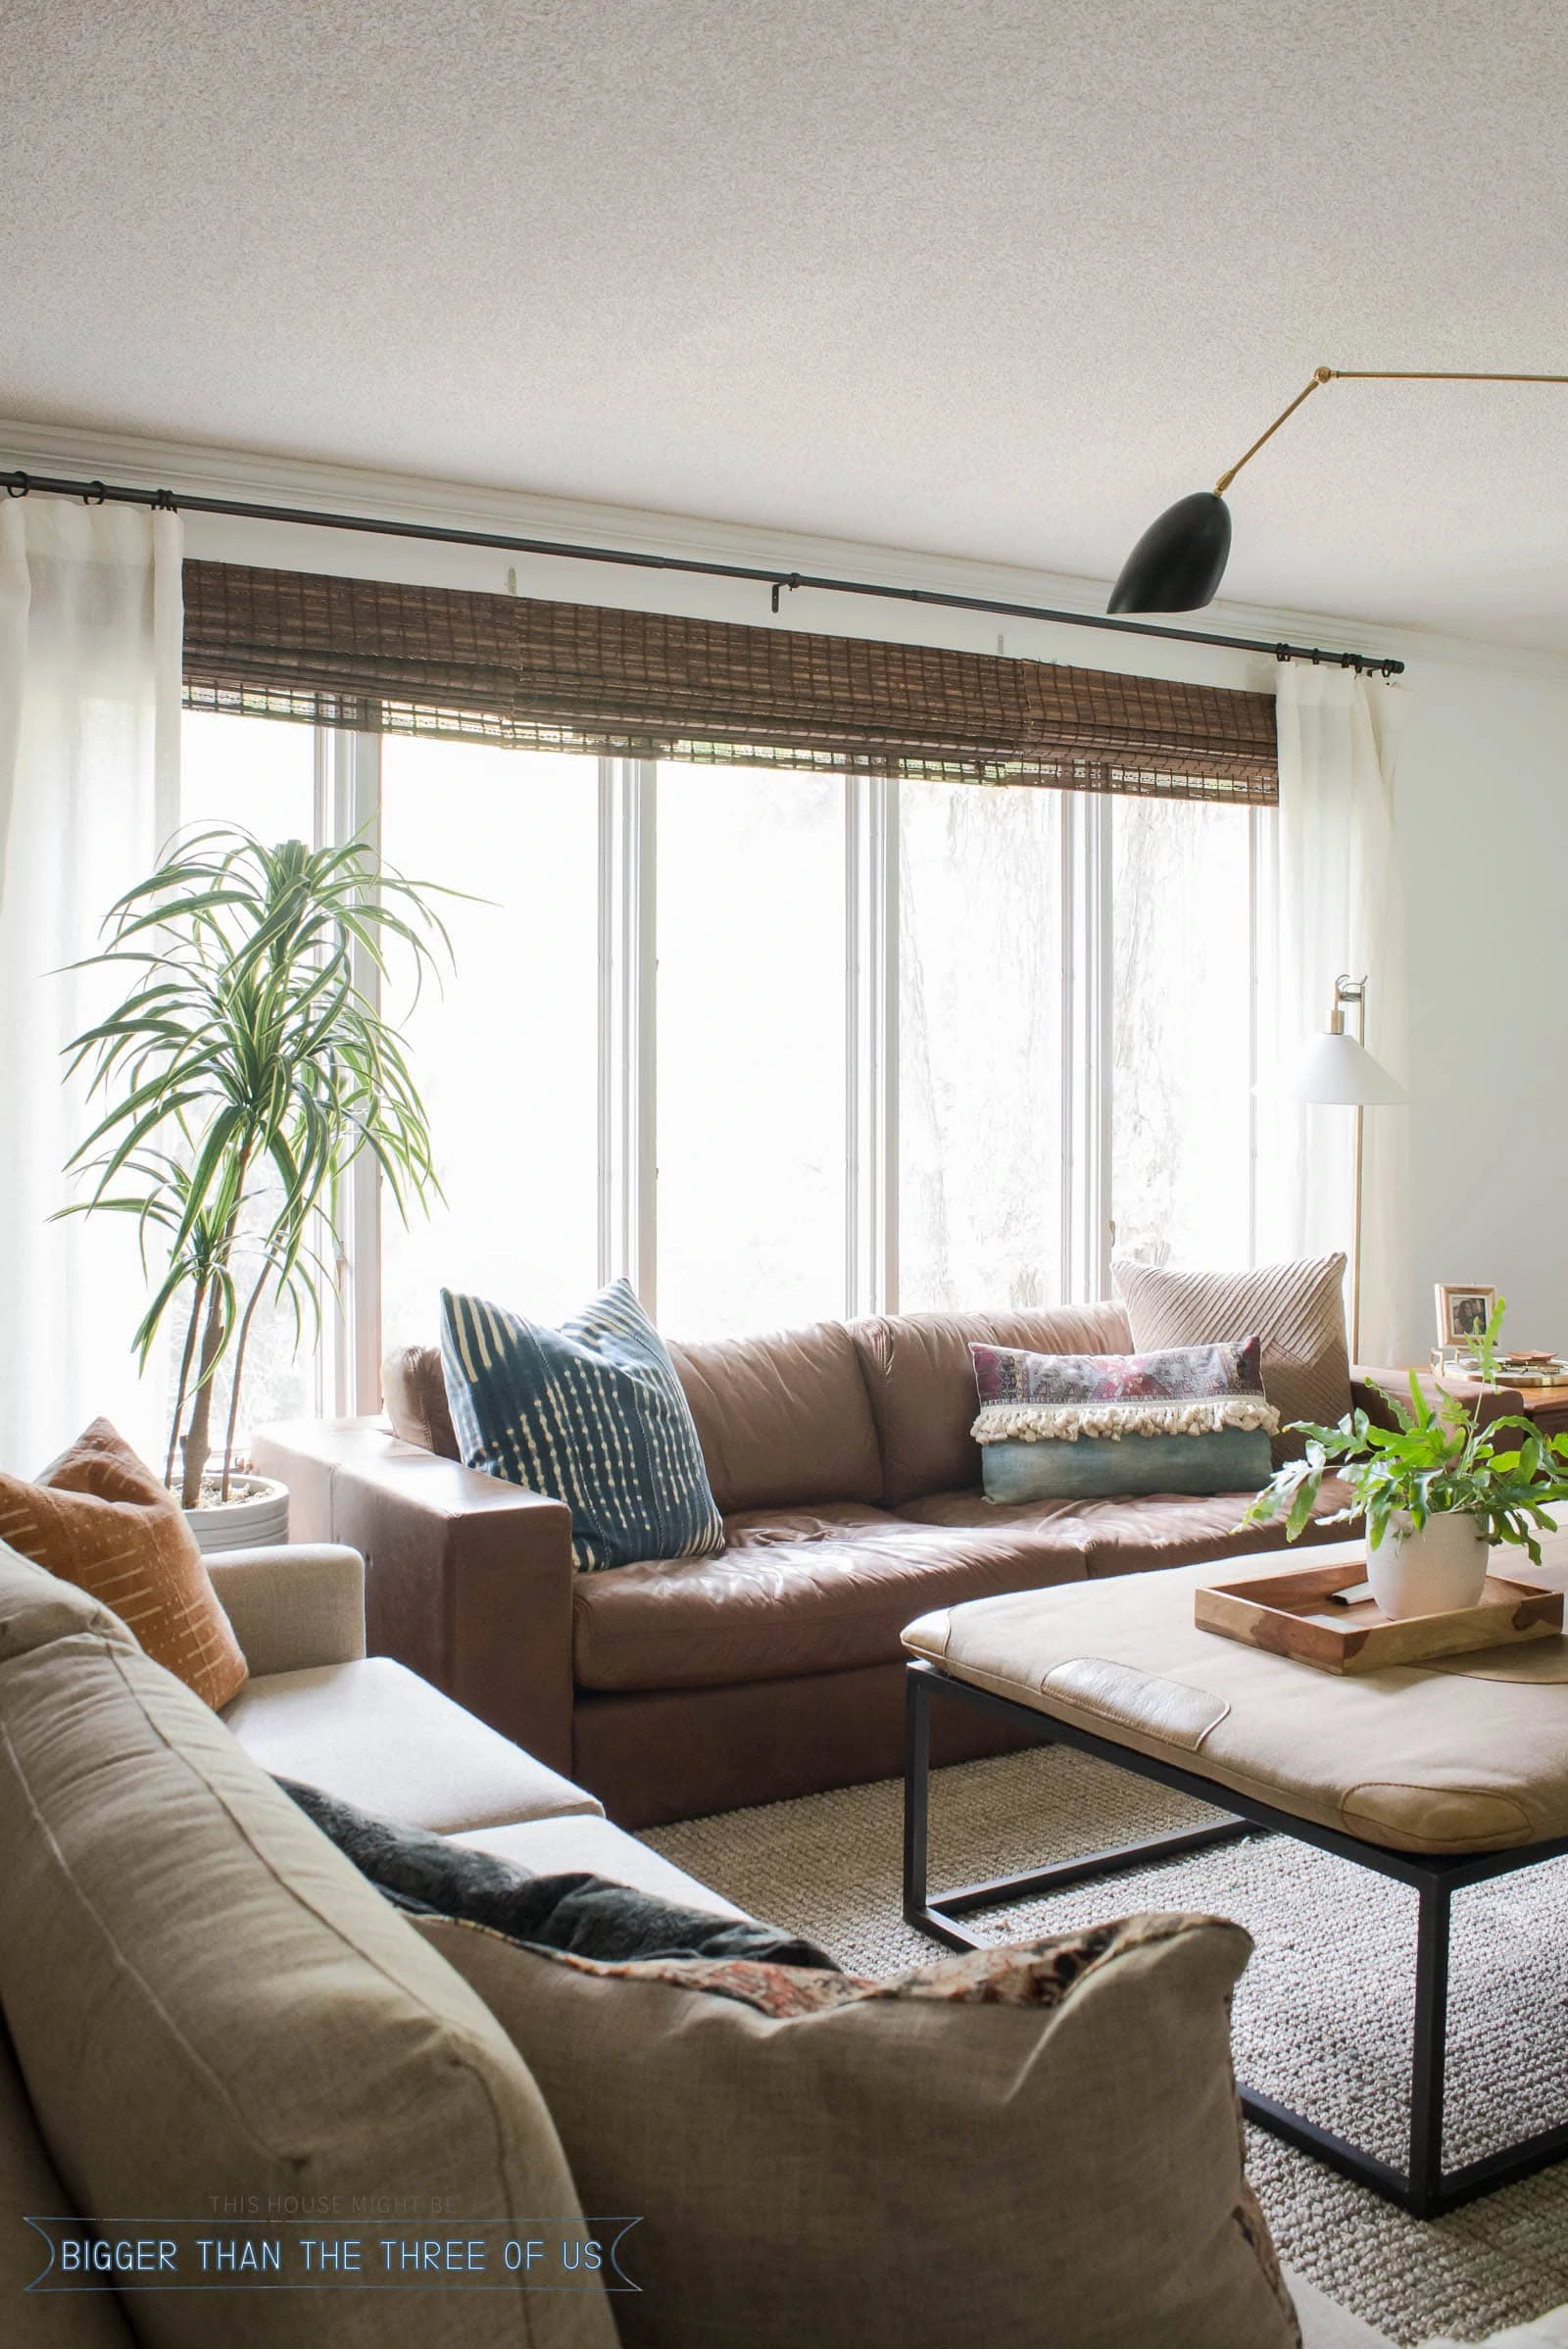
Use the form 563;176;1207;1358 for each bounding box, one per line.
970;1337;1277;1503
440;1280;724;1573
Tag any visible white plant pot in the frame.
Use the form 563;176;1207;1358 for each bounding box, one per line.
181;1475;290;1556
1366;1511;1491;1620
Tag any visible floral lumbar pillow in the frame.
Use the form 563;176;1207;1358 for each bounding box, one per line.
970;1337;1277;1501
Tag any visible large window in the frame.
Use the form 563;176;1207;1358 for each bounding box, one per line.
656;764;847;1338
900;780;1065;1312
178;715;1268;1424
378;740;600;1342
1111;796;1255;1272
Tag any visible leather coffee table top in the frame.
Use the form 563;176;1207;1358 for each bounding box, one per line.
902;1541;1568;1854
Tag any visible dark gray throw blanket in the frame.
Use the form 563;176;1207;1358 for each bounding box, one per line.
276;1777;840;1971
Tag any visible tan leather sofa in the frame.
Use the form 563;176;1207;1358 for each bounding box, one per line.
256;1300;1391;1829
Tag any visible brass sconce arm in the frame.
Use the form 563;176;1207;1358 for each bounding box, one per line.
1213;367;1568;497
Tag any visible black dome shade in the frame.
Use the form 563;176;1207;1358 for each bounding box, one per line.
1107;491;1233;612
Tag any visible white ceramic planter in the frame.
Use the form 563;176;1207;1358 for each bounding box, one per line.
1366;1510;1491;1619
181;1475;291;1556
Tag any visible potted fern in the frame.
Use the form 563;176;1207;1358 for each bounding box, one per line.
1242;1316;1568;1617
61;827;451;1549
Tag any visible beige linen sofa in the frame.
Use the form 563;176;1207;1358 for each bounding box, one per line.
0;1531;1403;2349
256;1300;1399;1827
7;1533;1561;2346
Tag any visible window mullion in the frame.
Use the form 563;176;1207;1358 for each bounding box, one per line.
845;776;862;1317
597;757;658;1310
878;773;900;1314
331;723;383;1417
1062;791;1113;1304
845;771;898;1317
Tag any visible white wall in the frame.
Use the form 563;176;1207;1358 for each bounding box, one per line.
1392;648;1568;1358
5;416;1565;1366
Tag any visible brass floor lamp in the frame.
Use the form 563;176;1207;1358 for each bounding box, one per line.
1288;976;1407;1361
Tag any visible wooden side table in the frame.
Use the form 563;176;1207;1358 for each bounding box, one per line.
1504;1381;1568;1442
1431;1375;1568;1444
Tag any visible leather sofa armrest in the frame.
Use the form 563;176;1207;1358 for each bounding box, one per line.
206;1544;367;1674
1351;1366;1526;1434
339;1452;575;1775
254;1421;576;1775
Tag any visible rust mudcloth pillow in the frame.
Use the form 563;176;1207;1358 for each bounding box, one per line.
0;1420;247;1710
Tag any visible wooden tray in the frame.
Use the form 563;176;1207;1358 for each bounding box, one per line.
1195;1559;1564;1675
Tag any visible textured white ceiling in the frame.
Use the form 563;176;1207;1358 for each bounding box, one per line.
5;0;1568;646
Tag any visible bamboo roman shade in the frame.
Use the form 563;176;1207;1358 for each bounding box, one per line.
181;560;1278;804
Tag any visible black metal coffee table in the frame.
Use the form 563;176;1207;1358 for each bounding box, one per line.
904;1656;1568;2219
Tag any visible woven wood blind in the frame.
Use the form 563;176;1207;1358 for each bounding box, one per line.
181;560;1278;805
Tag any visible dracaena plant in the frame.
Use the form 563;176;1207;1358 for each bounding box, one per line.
1241;1359;1568;1568
59;826;453;1508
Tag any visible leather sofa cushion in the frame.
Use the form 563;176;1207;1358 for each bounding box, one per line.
572;1502;1089;1691
383;1342;462;1456
667;1322;882;1515
386;1323;884;1520
851;1302;1134;1507
901;1476;1358;1578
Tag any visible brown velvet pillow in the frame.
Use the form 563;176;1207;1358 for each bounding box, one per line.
0;1420;247;1710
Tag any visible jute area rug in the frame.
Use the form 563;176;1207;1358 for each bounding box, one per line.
644;1746;1568;2349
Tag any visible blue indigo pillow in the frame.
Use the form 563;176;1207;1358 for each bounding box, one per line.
970;1338;1277;1502
440;1279;724;1573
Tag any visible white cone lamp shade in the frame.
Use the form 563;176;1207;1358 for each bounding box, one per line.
1280;981;1406;1363
1290;1028;1407;1108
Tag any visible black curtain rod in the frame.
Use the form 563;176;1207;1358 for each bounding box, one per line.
0;465;1405;677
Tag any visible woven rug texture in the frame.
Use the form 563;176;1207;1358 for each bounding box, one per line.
643;1747;1568;2348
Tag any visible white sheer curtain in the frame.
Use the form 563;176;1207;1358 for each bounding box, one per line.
0;497;182;1474
1256;661;1414;1366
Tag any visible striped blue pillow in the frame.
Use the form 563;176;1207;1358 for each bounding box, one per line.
439;1280;724;1574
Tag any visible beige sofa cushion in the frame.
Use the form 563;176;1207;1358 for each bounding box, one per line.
0;2020;136;2346
455;1814;750;1919
418;1907;1298;2349
850;1303;1135;1506
221;1653;602;1831
0;1546;615;2349
1116;1254;1351;1464
0;1534;139;1663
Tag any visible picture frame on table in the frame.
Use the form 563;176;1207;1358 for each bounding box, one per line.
1435;1283;1496;1346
